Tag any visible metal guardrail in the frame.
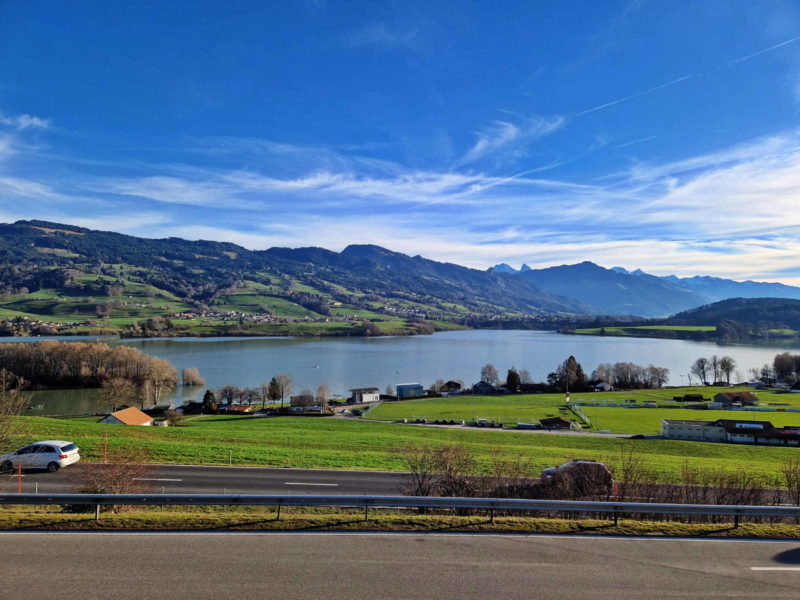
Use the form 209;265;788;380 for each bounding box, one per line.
2;493;800;524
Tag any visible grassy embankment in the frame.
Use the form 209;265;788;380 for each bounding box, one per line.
368;387;800;435
1;505;800;538
14;397;800;482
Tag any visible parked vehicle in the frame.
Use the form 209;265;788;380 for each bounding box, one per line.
0;441;80;473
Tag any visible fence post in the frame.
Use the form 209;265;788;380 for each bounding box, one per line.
17;463;22;494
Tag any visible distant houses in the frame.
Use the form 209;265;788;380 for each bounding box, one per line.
661;418;800;446
98;406;154;426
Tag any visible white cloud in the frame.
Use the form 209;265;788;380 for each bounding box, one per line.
0;113;50;130
459;114;565;165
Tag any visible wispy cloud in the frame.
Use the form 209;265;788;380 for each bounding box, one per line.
342;22;418;50
0;113;50;131
458;114;565;165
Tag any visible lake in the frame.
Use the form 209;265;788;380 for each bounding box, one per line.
17;330;800;415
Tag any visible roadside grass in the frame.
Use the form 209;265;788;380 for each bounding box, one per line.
15;413;800;481
0;506;798;538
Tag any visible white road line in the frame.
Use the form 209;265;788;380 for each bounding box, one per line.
284;482;339;486
750;567;800;571
132;478;183;482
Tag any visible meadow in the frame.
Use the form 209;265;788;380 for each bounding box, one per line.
15;409;800;482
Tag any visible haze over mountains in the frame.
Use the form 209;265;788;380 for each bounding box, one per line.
490;262;800;317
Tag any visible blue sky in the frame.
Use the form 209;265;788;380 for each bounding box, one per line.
2;1;800;283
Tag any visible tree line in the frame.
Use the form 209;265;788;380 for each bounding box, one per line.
478;356;670;392
0;341;178;406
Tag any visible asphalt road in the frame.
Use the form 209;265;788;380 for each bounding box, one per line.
0;464;408;495
2;533;799;599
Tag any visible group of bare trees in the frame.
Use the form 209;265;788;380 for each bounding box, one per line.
593;362;670;389
205;374;331;412
397;442;800;524
0;341;178;409
479;363;532;388
690;355;737;385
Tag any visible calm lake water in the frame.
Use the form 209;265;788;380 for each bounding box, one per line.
16;330;800;415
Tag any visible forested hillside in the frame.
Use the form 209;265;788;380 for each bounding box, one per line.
0;220;589;337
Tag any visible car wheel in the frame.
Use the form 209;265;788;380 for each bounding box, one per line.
0;460;12;473
46;462;60;473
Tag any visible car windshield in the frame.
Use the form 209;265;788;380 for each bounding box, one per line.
60;444;78;452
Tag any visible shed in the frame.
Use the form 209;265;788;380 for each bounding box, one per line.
98;406;154;426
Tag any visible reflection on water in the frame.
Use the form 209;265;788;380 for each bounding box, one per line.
10;330;800;415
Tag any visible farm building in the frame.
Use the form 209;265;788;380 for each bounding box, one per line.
98;406;154;426
661;418;800;446
713;392;759;406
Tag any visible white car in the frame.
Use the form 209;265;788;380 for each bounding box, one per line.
0;440;80;473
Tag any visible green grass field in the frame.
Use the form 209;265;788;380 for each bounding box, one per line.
574;325;716;334
15;411;800;482
368;387;800;425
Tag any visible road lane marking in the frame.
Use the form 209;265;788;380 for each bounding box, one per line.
750;567;800;571
284;482;339;486
132;478;183;482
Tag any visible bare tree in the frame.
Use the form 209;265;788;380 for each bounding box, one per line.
0;369;29;453
315;384;330;411
181;367;205;387
69;448;155;514
690;357;709;385
396;444;438;497
781;457;800;508
709;355;721;383
217;385;239;406
98;377;136;412
518;369;533;385
480;363;498;385
430;378;446;393
718;356;736;385
275;373;293;410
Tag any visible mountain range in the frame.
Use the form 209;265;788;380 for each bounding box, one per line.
0;219;798;334
491;262;800;317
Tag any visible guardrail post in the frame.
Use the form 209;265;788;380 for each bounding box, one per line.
614;508;619;526
734;513;740;529
490;508;494;523
276;505;281;521
364;504;369;521
95;503;100;520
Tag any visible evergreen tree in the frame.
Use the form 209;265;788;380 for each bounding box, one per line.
505;368;521;392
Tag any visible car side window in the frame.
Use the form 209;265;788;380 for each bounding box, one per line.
40;446;57;453
17;446;32;455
